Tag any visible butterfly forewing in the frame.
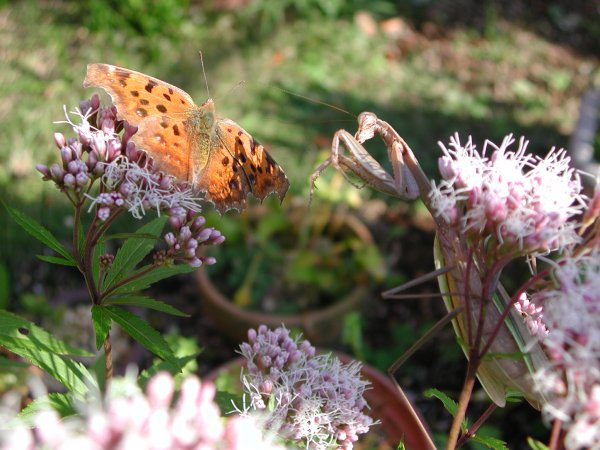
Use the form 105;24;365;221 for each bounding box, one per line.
83;64;194;120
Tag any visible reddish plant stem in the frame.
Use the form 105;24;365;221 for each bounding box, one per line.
100;263;157;301
455;402;497;448
480;264;552;357
445;359;479;450
548;419;562;450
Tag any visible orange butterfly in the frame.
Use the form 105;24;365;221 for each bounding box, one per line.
83;63;289;213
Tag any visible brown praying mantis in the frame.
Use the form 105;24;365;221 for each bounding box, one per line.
311;113;550;450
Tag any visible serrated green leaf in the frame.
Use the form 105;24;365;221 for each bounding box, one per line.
102;216;167;291
424;388;469;430
109;264;196;295
0;310;93;357
5;337;95;396
471;434;508;449
4;203;75;264
91;305;111;350
526;437;550;450
105;295;189;317
17;393;76;424
104;306;179;370
36;255;77;267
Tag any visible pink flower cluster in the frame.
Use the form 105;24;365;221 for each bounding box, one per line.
1;372;283;450
531;251;600;449
430;133;584;255
37;96;224;267
238;325;374;450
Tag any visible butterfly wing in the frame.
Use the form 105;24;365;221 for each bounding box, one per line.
83;64;194;120
198;118;289;213
84;63;198;182
84;64;290;213
217;119;289;199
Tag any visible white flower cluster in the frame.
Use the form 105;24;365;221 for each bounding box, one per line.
532;251;600;449
430;133;585;254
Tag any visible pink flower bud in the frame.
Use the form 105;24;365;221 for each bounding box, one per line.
54;132;66;149
36;164;50;177
147;371;175;409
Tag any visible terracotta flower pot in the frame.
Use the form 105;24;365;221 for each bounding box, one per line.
205;353;435;450
196;201;378;346
196;267;369;346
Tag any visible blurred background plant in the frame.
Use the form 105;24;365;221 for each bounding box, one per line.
1;0;599;448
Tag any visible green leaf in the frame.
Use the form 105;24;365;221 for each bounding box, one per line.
0;310;93;357
0;263;9;310
4;203;75;264
0;310;96;395
18;393;76;424
104;306;179;370
105;295;189;317
110;264;196;295
0;355;30;368
138;354;198;387
91;305;111;350
90;353;106;393
214;390;241;415
5;337;95;396
471;434;508;450
526;437;550;450
36;255;77;267
102;216;167;290
424;388;469;430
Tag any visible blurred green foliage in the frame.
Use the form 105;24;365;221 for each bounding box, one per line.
204;198;385;313
83;0;191;37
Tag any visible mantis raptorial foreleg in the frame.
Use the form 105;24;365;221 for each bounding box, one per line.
310;113;424;200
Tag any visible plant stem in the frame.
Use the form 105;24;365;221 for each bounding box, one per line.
446;356;479;450
455;402;497;448
103;331;113;389
548;419;562;450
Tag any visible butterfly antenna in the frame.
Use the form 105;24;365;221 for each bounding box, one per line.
218;80;246;101
276;87;356;118
198;51;211;99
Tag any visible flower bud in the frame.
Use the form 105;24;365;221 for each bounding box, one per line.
54;132;66;149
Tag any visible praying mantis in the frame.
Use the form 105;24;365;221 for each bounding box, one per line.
311;113;550;449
